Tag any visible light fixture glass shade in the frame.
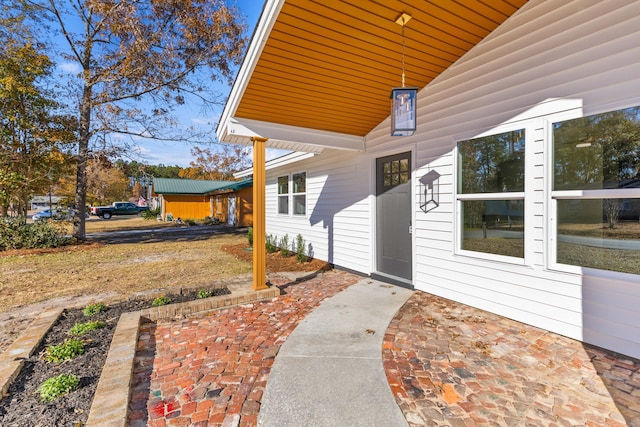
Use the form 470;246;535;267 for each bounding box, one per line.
390;87;418;136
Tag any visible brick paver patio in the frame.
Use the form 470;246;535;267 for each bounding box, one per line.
127;270;359;426
128;270;640;426
384;291;640;426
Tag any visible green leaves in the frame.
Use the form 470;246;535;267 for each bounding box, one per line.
83;303;107;317
39;374;79;402
45;339;85;363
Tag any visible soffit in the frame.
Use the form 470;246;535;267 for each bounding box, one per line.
233;0;528;139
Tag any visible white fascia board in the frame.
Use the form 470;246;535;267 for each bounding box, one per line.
216;0;285;142
234;151;316;178
225;117;365;152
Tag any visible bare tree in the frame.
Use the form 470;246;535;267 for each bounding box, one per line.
15;0;247;239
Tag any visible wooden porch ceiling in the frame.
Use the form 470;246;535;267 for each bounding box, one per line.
233;0;528;138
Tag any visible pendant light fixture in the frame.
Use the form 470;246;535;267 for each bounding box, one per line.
390;13;418;136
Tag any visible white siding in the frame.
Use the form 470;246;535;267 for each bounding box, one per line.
361;0;640;358
263;0;640;359
265;150;371;274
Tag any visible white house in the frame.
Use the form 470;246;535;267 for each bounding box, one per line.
217;0;640;359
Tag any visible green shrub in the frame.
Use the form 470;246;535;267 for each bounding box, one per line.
69;320;106;336
0;217;70;251
185;218;197;226
83;303;107;317
295;234;308;262
39;374;79;402
141;206;161;220
247;227;253;246
152;295;171;306
45;339;85;362
266;234;278;253
280;234;290;257
197;289;212;299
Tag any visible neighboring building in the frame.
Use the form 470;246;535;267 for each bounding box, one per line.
211;180;254;227
30;195;63;211
153;178;252;225
217;0;640;359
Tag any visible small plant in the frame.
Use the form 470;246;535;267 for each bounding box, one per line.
247;227;253;246
83;303;107;317
266;234;278;253
141;206;161;220
280;234;290;257
69;320;106;336
152;295;171;306
184;218;197;226
296;234;308;262
197;289;213;299
39;374;79;402
45;339;85;363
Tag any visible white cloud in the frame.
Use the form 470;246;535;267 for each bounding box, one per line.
59;62;81;74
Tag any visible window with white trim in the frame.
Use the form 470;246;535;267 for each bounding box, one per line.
457;129;526;259
552;105;640;275
292;172;306;215
277;175;288;215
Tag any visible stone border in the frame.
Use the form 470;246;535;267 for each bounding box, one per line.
0;307;63;397
85;286;280;426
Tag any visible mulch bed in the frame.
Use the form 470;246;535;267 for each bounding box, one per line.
0;289;229;427
221;243;332;273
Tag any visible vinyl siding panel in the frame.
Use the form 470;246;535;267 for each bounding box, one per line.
364;0;640;358
265;150;371;274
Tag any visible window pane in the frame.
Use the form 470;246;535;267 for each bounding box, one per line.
557;198;640;274
278;176;288;194
462;200;524;258
293;172;306;193
553;106;640;190
458;129;525;193
278;195;288;214
293;195;306;215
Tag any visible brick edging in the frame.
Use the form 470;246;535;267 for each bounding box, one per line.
85;286;280;426
0;307;63;396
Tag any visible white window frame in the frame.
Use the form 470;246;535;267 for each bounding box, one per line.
547;105;640;277
276;171;307;217
454;124;532;265
291;171;307;216
277;175;289;215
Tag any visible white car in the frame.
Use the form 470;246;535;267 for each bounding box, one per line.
32;209;89;221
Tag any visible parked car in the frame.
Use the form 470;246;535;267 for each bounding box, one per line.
89;202;149;219
32;209;67;221
32;208;89;221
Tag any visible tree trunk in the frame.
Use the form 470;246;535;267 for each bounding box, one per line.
73;44;93;240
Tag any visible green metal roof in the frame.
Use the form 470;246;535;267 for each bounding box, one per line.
153;178;252;195
207;179;253;194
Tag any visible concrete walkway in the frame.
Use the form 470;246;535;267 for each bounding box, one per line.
257;279;414;427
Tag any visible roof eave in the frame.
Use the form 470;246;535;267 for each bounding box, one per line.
216;0;285;143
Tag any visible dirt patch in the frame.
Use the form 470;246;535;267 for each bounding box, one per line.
0;289;230;427
221;243;332;274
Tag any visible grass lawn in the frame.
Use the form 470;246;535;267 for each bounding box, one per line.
0;225;252;313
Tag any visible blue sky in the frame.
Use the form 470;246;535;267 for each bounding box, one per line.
55;0;268;168
133;0;267;167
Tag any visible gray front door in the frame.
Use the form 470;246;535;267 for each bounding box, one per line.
376;152;412;281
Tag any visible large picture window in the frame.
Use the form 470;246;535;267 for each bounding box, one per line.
552;106;640;275
457;129;526;259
